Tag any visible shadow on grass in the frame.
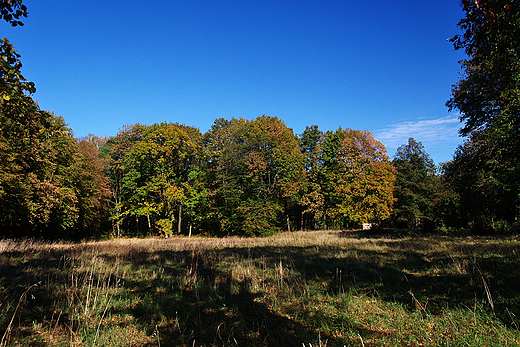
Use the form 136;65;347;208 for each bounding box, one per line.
0;248;338;346
0;231;519;346
110;235;520;344
203;233;520;322
114;252;331;346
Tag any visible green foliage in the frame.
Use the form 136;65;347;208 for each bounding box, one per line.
300;125;324;174
298;126;326;229
298;127;397;231
73;140;112;234
202;115;305;236
391;138;439;229
442;128;520;232
202;117;249;235
238;199;283;236
444;0;520;233
244;115;304;202
447;0;520;135
0;38;35;96
322;128;396;227
110;123;203;236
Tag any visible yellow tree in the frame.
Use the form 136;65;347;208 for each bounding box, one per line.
113;122;202;236
74;139;111;234
324;128;396;227
241;115;305;235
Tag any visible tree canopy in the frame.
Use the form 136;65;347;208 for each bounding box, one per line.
1;2;112;237
322;128;396;227
0;0;27;27
447;0;520;135
3;0;520;237
392;138;438;228
444;0;520;232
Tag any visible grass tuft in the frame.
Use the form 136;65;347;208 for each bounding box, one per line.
1;230;519;346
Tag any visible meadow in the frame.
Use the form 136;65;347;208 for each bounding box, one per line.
1;230;519;346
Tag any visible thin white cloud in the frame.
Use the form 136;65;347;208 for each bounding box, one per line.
375;114;463;163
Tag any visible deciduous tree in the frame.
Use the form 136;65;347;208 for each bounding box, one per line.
445;0;520;231
73;139;111;235
443;128;519;231
243;115;305;234
391;138;438;228
202;117;249;234
299;125;326;229
322;128;396;228
111;123;202;236
203;116;305;235
447;0;520;135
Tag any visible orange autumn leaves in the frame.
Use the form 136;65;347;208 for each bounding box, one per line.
321;128;396;226
110;116;396;236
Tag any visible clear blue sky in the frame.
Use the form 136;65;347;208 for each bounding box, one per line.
4;0;467;164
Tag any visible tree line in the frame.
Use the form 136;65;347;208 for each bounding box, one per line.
1;0;519;238
0;111;515;238
100;118;398;237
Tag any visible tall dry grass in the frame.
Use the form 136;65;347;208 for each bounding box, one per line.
0;230;519;346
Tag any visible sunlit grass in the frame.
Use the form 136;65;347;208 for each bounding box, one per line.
1;230;519;346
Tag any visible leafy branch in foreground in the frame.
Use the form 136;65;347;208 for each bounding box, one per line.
0;0;27;27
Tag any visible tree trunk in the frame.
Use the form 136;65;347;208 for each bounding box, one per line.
177;205;182;234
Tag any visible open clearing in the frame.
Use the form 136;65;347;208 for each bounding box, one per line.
1;230;520;346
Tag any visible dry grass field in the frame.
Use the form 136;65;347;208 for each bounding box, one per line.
1;230;520;346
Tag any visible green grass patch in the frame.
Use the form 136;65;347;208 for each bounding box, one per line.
0;230;519;346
